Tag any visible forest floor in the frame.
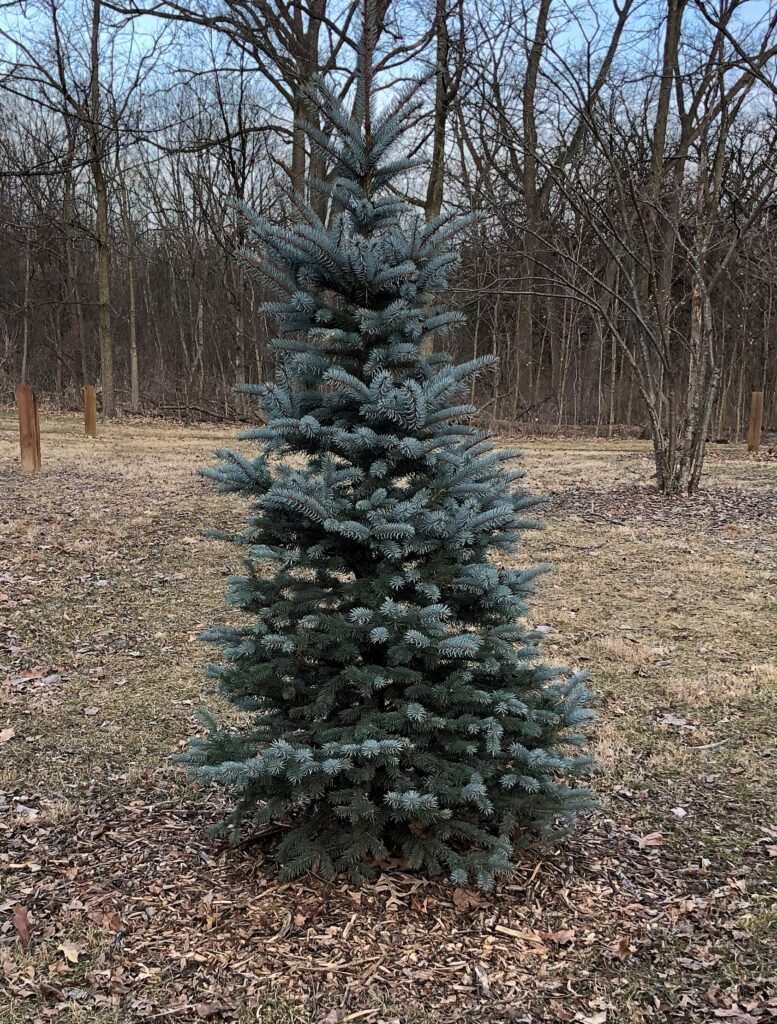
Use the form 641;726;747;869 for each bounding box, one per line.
0;413;776;1024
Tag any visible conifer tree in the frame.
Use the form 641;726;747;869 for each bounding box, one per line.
184;21;596;888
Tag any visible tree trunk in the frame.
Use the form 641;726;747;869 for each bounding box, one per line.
514;0;552;407
64;186;87;387
21;226;31;385
420;0;461;357
232;260;247;416
127;247;139;413
608;334;617;438
89;0;115;417
424;0;452;222
115;154;140;413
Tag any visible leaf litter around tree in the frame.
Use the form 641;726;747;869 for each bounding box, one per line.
0;413;775;1024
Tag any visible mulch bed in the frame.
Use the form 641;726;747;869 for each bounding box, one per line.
2;776;775;1023
549;485;777;532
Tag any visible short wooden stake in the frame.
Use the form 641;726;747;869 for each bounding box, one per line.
746;390;764;452
17;384;41;473
84;385;97;437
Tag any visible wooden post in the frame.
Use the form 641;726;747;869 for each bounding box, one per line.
746;390;764;452
84;385;97;437
17;385;41;473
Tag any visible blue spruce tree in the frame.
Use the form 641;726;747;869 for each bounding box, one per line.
184;35;595;889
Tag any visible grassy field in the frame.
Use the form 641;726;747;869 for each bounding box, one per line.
1;413;775;1024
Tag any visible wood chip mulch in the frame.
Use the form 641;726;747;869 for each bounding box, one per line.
2;777;775;1023
549;484;777;532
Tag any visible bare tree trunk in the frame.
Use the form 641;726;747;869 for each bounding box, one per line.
291;95;307;197
491;257;502;405
608;334;617;438
127;246;139;412
94;178;114;417
556;295;573;426
595;321;605;435
21;226;31;385
687;289;719;493
424;0;455;221
534;322;547;411
89;0;115;417
420;0;463;357
514;0;552;404
64;183;87;387
142;266;163;381
735;333;745;441
232;261;247;415
116;156;140;413
122;210;139;412
190;270;206;401
168;259;188;370
53;305;64;401
573;327;583;427
763;285;772;394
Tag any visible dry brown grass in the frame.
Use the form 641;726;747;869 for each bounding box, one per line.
1;412;776;1024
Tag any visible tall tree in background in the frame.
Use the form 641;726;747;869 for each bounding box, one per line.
184;21;595;886
108;0;363;198
0;0;163;416
423;0;464;222
452;0;635;413
534;0;777;492
89;0;115;415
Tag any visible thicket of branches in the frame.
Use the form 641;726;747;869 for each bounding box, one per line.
1;0;775;490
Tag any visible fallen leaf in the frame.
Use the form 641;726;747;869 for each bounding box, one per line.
581;1014;607;1024
546;928;576;945
15;668;43;682
195;1002;234;1018
658;713;696;730
59;940;81;963
637;831;664;849
38;982;66;1000
10;905;31;948
0;728;15;743
549;1001;575;1022
453;887;482;912
14;803;39;821
88;909;122;933
315;1011;347;1024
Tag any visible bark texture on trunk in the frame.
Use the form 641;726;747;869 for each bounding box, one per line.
90;0;115;417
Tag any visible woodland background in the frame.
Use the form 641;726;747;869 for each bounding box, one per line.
1;0;776;449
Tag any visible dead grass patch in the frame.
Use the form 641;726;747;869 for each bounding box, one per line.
662;665;777;708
